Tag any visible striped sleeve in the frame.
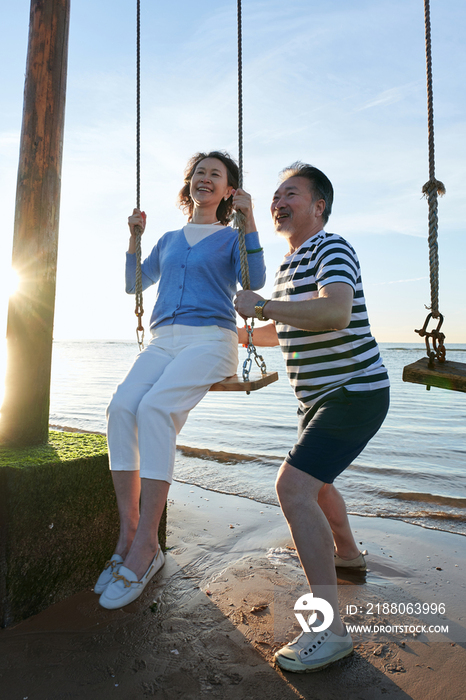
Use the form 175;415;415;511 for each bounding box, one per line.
314;237;359;291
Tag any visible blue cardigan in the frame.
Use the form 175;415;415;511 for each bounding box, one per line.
126;227;265;333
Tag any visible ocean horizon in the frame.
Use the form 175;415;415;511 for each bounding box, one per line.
42;340;466;538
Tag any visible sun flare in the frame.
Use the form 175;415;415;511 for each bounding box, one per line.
0;339;6;409
2;267;20;299
0;266;18;409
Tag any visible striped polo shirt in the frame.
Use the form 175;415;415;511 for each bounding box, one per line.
273;230;389;410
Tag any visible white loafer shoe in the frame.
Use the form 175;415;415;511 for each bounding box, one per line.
99;547;165;609
94;554;124;594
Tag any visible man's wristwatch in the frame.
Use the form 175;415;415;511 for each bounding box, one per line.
255;299;270;321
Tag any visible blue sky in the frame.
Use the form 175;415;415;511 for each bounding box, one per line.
1;0;465;343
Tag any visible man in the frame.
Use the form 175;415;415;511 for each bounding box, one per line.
234;163;389;673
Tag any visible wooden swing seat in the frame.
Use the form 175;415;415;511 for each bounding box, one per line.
209;371;278;392
402;357;466;393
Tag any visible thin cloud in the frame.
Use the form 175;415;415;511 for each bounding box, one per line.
372;277;428;286
355;83;423;112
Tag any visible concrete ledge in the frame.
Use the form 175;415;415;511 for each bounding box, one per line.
0;431;166;627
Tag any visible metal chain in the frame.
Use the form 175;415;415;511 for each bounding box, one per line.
134;0;144;350
242;322;267;382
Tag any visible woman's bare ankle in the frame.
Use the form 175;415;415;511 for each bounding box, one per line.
114;527;138;559
123;540;159;581
334;547;360;561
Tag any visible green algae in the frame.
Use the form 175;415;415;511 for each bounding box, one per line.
0;430;108;468
0;430;166;627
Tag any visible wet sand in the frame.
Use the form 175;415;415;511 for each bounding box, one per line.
0;480;465;700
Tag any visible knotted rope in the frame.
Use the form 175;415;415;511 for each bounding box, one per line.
421;0;445;320
415;0;446;365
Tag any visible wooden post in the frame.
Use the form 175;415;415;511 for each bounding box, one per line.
0;0;70;446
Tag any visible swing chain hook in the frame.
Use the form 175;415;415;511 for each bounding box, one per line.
136;325;145;351
242;321;267;382
415;312;446;367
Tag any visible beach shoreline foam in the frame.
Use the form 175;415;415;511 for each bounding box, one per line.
0;480;465;699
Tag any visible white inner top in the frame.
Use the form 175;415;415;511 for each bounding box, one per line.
183;222;226;247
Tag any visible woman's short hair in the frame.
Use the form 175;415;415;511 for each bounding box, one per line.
279;162;334;225
178;151;239;226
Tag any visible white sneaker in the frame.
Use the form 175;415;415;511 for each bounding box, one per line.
99;547;164;609
275;628;353;673
334;551;366;571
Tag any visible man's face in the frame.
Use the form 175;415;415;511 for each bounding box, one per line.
270;176;323;240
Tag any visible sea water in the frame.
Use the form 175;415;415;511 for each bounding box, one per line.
48;340;466;536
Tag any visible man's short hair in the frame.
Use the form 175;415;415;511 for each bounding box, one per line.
279;162;334;225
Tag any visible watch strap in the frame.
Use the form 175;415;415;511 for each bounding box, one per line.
255;299;270;321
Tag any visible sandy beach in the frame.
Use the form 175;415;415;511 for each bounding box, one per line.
0;480;465;700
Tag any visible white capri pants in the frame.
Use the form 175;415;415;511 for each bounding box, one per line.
106;324;238;483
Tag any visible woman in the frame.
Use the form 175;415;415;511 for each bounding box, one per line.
96;151;265;609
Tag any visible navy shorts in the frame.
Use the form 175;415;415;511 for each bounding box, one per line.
285;387;390;484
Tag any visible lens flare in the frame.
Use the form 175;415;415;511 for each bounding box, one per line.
0;267;19;409
0;340;6;408
5;267;20;298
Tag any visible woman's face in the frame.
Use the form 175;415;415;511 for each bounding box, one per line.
189;157;233;211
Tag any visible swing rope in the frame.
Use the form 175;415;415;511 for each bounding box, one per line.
233;0;270;382
134;0;144;350
416;0;446;363
233;0;250;291
394;3;465;391
132;0;271;385
422;0;446;319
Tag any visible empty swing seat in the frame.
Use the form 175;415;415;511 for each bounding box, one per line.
402;357;466;392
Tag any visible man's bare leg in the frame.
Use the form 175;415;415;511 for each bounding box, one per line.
318;483;360;561
275;462;345;636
